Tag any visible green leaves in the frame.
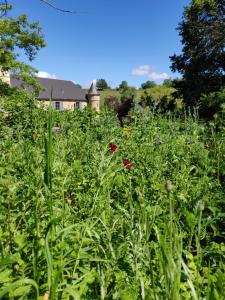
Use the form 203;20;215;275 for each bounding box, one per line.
170;0;225;107
1;106;225;298
0;3;45;85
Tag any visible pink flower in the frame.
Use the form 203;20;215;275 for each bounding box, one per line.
123;159;132;169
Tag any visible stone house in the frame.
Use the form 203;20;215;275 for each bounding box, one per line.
0;71;100;112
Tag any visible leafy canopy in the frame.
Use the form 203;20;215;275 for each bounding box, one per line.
140;85;183;112
96;79;109;90
0;3;45;86
118;80;128;90
141;80;156;89
170;0;225;106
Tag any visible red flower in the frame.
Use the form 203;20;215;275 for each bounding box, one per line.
109;143;118;154
123;159;132;169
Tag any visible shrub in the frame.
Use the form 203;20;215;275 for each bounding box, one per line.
139;85;183;112
199;88;225;119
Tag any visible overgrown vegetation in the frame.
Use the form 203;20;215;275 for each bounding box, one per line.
0;1;225;299
0;90;225;299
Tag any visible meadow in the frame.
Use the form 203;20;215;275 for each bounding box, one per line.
0;101;225;299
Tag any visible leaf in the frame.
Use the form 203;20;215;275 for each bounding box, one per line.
14;234;26;249
11;285;31;297
146;205;163;217
0;269;12;284
0;255;18;267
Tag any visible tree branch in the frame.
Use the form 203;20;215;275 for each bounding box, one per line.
39;0;87;14
0;0;9;17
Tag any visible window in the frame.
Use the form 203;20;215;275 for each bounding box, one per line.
74;102;80;109
55;102;60;110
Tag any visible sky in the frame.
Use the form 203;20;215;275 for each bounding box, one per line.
10;0;190;88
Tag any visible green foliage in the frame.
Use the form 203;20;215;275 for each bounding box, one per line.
0;91;225;298
96;79;110;90
0;82;42;138
163;78;173;88
118;80;129;90
139;85;183;111
120;86;136;103
104;95;120;111
0;3;45;86
170;0;225;106
199;88;225;118
141;80;156;89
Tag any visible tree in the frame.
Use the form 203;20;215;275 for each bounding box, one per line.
120;86;136;103
170;0;225;106
162;78;173;88
0;3;45;88
96;79;109;90
118;80;128;90
139;85;183;112
141;80;156;89
104;95;120;111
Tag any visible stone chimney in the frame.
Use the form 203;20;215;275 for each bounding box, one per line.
86;81;100;112
0;70;10;85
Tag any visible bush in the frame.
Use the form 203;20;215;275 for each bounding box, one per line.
199;88;225;119
139;85;183;112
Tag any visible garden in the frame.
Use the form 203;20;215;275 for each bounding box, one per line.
0;91;225;299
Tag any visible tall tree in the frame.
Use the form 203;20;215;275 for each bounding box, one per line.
162;78;173;88
118;80;128;90
0;3;45;86
141;80;156;89
170;0;225;106
96;79;109;90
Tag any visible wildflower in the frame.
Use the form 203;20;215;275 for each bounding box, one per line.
196;200;205;211
123;127;133;136
165;180;173;191
123;159;132;169
52;127;61;134
109;143;118;154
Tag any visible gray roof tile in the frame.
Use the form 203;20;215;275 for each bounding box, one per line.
10;76;87;101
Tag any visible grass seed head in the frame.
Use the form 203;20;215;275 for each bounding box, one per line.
165;180;173;191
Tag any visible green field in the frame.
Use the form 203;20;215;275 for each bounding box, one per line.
0;103;225;299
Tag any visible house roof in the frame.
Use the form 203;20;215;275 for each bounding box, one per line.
10;76;87;101
88;81;99;95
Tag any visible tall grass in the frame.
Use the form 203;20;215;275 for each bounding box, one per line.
0;104;225;299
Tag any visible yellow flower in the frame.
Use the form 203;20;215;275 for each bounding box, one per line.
123;128;133;136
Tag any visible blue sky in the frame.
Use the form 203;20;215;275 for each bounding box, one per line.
11;0;190;88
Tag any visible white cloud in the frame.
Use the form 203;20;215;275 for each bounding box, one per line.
131;65;170;81
37;71;58;79
132;65;151;76
148;72;169;81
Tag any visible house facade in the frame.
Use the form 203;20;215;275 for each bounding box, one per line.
0;71;100;112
